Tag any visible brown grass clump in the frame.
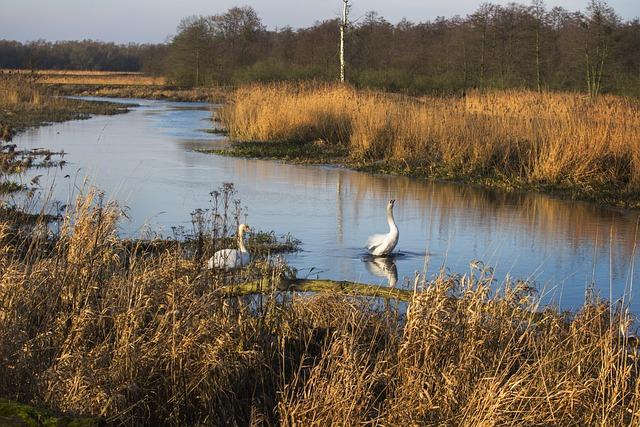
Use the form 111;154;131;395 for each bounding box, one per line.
0;72;46;106
0;187;638;425
220;83;640;202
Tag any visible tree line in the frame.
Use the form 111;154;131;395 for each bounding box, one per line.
148;0;640;96
0;40;167;73
1;1;638;96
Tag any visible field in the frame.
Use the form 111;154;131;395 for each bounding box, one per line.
219;83;640;207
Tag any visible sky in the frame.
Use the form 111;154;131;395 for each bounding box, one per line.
1;0;638;44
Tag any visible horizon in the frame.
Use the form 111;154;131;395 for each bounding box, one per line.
1;0;638;44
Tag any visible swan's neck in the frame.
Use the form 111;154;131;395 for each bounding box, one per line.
387;206;398;235
237;228;248;253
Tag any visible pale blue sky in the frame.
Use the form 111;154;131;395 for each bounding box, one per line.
1;0;638;43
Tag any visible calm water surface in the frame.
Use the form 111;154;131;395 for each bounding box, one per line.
10;98;640;312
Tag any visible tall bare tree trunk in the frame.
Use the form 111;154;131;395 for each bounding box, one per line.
462;27;469;91
585;34;607;97
195;49;200;86
532;0;545;93
340;0;350;83
480;23;487;86
535;27;541;92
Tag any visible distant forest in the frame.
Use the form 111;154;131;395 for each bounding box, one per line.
0;40;166;74
1;0;639;96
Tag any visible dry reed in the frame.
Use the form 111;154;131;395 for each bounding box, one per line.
1;69;165;86
0;72;46;106
221;83;640;201
0;186;638;425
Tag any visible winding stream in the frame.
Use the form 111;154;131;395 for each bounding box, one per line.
10;97;640;312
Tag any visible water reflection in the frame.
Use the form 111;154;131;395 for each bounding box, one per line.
10;97;640;312
227;157;639;258
363;256;398;288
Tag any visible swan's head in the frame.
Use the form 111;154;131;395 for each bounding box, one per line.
239;223;251;234
388;199;395;209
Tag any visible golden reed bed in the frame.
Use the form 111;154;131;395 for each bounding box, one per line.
0;190;637;424
221;83;640;203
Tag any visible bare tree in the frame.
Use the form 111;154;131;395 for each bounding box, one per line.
469;3;494;87
340;0;350;82
531;0;546;92
583;0;617;96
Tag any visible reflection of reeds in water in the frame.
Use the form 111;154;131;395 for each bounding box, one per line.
226;156;639;260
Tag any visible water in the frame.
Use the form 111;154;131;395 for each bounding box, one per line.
9;97;640;312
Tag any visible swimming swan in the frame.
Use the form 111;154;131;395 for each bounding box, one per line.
365;199;399;256
208;223;251;270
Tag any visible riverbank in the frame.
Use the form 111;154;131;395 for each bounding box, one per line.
0;72;129;141
51;83;227;103
217;83;640;208
210;139;636;207
0;72;130;199
3;69;229;104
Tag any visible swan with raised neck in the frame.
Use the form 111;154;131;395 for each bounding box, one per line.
365;200;399;257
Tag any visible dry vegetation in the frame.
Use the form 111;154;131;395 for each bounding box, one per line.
0;184;637;425
0;73;46;107
2;69;166;86
220;83;640;206
3;68;225;102
0;71;128;141
0;70;225;104
55;84;226;103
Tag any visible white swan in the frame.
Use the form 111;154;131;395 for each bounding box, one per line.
207;223;251;270
365;199;399;256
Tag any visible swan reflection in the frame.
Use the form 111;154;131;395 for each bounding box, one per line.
363;256;398;288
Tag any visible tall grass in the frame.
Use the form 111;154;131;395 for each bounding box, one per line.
0;72;46;106
0;187;638;425
221;83;640;201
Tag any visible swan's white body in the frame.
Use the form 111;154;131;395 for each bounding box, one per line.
207;224;251;270
365;200;399;256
